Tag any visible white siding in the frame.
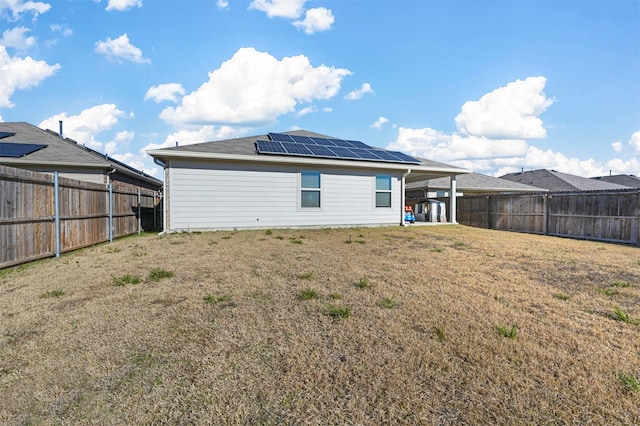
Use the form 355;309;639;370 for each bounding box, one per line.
167;159;404;230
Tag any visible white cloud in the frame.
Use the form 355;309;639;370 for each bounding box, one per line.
0;0;50;20
455;76;554;139
293;7;334;34
248;0;305;18
630;131;640;153
322;107;332;113
145;83;185;103
95;33;150;64
159;47;351;126
216;0;228;10
345;83;373;101
50;24;73;37
105;130;134;155
371;116;389;130
296;106;316;117
384;76;635;177
611;141;622;153
105;0;142;11
1;27;35;49
0;45;60;108
39;104;126;150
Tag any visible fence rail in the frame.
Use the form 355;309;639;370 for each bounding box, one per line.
434;189;640;245
0;165;162;269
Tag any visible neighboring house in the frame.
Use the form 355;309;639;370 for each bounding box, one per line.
499;169;630;192
591;174;640;188
406;172;545;199
147;130;469;231
0;122;162;191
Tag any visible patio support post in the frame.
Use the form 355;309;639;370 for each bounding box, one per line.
449;175;457;224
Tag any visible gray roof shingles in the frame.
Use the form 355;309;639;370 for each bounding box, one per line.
499;169;630;191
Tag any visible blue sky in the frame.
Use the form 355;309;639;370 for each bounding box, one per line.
1;0;638;179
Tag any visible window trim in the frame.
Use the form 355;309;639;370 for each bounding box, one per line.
300;170;322;209
375;174;392;208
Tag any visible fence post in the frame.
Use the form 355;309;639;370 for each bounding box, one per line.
109;183;113;243
54;172;60;258
138;188;141;235
543;194;549;236
153;192;157;231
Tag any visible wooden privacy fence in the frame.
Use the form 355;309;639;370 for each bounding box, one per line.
0;165;162;269
444;189;640;245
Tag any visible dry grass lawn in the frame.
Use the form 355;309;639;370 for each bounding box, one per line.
1;225;639;425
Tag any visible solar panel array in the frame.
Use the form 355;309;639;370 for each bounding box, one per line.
0;142;47;158
256;133;420;164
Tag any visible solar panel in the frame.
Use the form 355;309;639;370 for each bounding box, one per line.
346;140;371;149
281;142;313;155
330;147;359;158
330;139;356;148
372;150;401;161
0;131;16;140
256;140;286;153
350;148;383;160
0;142;47;158
307;144;339;157
268;133;294;142
290;135;315;144
389;151;421;163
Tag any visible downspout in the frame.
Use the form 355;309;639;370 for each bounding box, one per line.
401;169;411;226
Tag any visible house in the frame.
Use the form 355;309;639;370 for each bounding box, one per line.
0;122;162;191
146;130;469;231
406;172;545;199
499;169;630;192
590;174;640;188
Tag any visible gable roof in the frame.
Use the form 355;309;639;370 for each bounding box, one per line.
590;174;640;188
499;169;630;192
407;172;546;193
0;122;162;188
147;129;470;182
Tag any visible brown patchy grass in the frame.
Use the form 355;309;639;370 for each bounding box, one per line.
1;225;639;424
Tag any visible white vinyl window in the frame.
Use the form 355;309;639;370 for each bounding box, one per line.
375;175;392;208
301;171;321;208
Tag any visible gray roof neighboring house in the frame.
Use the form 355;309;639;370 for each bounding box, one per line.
499;169;630;192
406;172;546;195
0;121;162;189
590;174;640;188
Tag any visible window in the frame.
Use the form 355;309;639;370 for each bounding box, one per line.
375;175;392;208
301;171;321;208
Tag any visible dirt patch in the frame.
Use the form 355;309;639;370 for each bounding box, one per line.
0;225;639;424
